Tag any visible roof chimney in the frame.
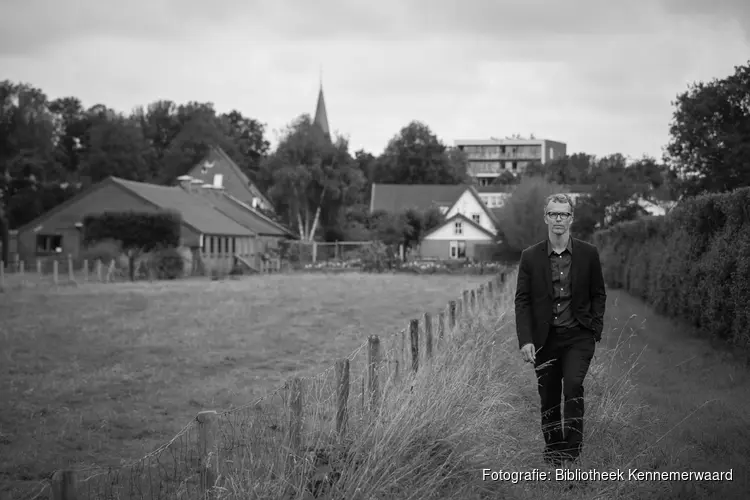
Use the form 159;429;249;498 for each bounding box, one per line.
177;175;193;191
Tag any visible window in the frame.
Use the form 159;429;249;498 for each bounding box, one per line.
36;234;62;254
450;241;467;259
512;161;518;170
454;221;463;235
213;174;223;188
471;213;481;224
549;147;554;160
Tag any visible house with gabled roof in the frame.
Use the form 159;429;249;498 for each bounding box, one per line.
419;213;497;260
14;174;296;275
369;183;503;260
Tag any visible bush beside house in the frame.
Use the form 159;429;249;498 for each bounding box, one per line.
592;187;750;355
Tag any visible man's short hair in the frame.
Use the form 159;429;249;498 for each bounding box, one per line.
543;193;574;215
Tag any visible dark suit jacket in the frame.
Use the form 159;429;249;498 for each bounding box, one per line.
514;237;607;350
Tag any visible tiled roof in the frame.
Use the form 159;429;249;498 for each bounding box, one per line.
111;178;254;236
370;183;468;213
190;186;296;237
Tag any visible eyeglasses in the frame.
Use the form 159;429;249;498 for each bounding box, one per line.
546;212;572;220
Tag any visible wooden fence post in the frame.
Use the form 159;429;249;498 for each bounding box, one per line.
36;259;41;275
470;289;476;313
424;313;433;359
83;260;88;282
53;260;59;285
409;319;419;373
0;262;4;290
437;311;445;342
96;260;102;282
19;260;24;277
50;470;76;500
335;359;349;437
367;336;381;412
449;301;456;330
286;378;303;466
197;410;220;495
67;254;74;282
487;281;494;301
462;290;470;316
399;329;406;374
478;286;484;310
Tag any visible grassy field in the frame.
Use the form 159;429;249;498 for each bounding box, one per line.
0;272;494;498
3;269;749;499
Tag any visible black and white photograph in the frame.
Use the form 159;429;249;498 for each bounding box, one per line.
1;0;749;498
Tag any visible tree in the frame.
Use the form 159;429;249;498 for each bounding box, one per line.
220;110;270;183
49;96;87;176
665;60;750;197
495;176;562;252
0;81;57;265
261;114;364;241
491;170;518;186
78;106;151;182
371;121;469;185
83;211;182;281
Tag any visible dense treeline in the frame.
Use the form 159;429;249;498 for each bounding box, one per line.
3;60;746;264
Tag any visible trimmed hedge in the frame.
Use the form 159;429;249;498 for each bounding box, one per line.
592;187;750;354
83;211;181;250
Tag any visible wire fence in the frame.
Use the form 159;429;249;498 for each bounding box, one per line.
22;268;516;500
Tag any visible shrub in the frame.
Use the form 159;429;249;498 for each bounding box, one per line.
149;247;185;280
359;241;397;272
593;186;750;355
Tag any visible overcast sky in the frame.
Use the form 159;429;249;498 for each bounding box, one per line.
1;0;748;160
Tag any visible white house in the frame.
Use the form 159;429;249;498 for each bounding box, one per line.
419;213;497;260
419;186;500;260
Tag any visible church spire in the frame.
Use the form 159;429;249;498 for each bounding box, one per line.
313;72;330;138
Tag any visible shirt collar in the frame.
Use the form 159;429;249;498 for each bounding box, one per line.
547;237;573;256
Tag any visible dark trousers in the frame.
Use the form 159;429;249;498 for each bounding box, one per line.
534;325;596;460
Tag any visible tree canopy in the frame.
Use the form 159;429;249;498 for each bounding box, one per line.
665;60;750;197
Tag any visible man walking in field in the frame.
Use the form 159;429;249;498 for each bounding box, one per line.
514;193;607;466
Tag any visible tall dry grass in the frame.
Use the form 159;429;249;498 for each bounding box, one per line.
213;278;651;500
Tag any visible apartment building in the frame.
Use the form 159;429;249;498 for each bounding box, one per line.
454;136;567;186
